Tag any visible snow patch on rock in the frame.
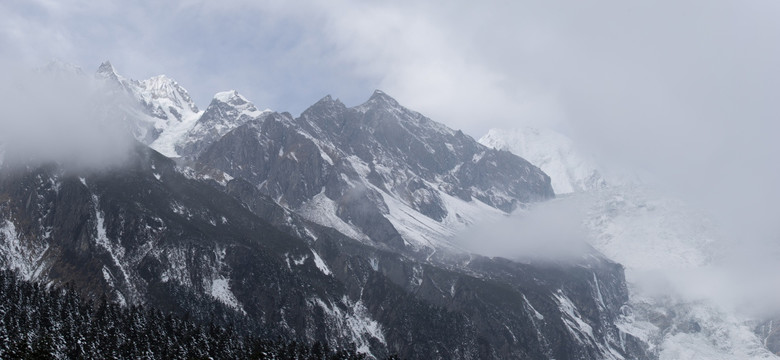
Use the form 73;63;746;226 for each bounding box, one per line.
310;297;386;357
310;250;332;276
207;245;245;314
299;191;370;242
0;220;48;280
91;194;137;303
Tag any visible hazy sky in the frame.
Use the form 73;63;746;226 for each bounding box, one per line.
4;0;780;325
2;0;779;227
3;1;774;134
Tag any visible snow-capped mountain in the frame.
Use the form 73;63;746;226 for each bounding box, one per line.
0;143;644;359
480;127;608;194
95;61;203;146
482;128;780;359
137;74;200;122
0;62;662;359
194;90;553;253
172;90;270;159
86;62;555;254
586;187;779;359
92;62;271;160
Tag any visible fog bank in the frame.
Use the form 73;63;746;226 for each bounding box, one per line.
0;66;134;169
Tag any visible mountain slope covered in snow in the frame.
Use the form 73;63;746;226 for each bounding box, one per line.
92;62;272;160
482;127;779;359
95;61;203;147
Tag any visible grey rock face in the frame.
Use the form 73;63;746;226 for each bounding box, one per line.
177;90;268;159
196;90;554;250
0;76;651;359
0;146;649;359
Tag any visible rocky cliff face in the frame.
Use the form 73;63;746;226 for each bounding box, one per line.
0;147;648;359
176;90;270;160
196;91;553;253
0;62;654;359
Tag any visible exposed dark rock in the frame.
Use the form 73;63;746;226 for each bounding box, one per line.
0;144;649;359
196;91;553;252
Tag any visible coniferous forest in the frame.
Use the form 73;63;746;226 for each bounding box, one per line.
0;270;398;359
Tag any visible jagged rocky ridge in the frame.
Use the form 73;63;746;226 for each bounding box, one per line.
195;91;554;253
0;62;654;359
95;61;203;148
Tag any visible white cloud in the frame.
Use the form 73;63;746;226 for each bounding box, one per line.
2;0;780;282
0;67;134;168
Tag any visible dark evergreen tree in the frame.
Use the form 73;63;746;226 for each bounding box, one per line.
0;270;398;359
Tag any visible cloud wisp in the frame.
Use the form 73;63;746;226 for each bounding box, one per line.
3;0;780;316
0;65;134;169
455;196;593;263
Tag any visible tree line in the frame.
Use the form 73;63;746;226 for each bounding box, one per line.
0;270;399;359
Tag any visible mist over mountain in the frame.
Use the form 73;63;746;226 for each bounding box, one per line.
3;1;779;358
483;127;780;359
0;65;134;169
0;60;777;359
0;61;660;359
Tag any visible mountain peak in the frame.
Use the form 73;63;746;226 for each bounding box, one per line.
95;60;125;87
97;61;117;76
208;90;268;117
300;95;347;121
141;75;177;93
213;90;248;105
355;90;403;113
314;94;345;107
139;74;200;114
173;90;268;159
368;89;399;105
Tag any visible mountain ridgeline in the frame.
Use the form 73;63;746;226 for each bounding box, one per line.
0;62;652;359
196;90;554;251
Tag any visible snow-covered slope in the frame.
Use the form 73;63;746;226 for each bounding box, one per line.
480;127;608;194
137;74;200;122
583;186;718;272
174;90;271;159
480;125;777;358
95;61;203;149
486;135;775;358
91;62;273;159
583;186;777;359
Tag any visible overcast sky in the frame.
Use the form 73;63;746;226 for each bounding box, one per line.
2;0;780;229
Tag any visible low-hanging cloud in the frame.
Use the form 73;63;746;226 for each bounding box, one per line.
0;66;134;168
456;196;592;263
4;0;780;318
